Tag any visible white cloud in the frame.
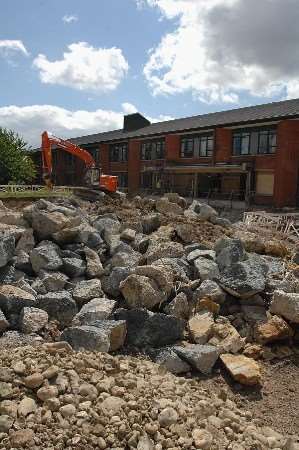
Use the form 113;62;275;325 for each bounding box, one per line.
142;0;299;103
0;40;29;57
62;15;78;24
122;102;138;114
33;42;129;93
0;104;172;147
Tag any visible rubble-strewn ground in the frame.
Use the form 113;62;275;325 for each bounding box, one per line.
0;192;298;448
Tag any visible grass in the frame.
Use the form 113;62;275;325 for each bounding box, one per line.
0;189;72;199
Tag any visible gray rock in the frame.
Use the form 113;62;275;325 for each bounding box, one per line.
187;249;216;263
72;279;104;305
142;214;161;234
0;235;15;268
210;216;232;228
194;280;226;304
0;330;43;349
241;305;267;323
14;251;32;274
37;292;78;326
109;250;141;269
189;201;218;221
173;344;219;375
154;348;191;374
39;271;68;293
185;243;210;253
63;257;86;277
0;309;9;333
84;247;105;278
121;228;136;242
19;307;48;333
152;257;192;282
15;229;35;254
93;216;121;244
0;211;28;227
61;320;126;352
132;234;150;254
164;293;189;319
270;290;299;323
215;238;246;271
31;210;71;239
101;267;131;297
0;285;36;315
72;298;116;325
30;242;63;274
194;258;220;281
0;264;24;284
156;198;183;216
218;258;266;299
76;223;104;248
113;308;185;348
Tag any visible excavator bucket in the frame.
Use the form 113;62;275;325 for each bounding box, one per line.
99;175;118;193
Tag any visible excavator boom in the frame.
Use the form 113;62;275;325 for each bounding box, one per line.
41;131;118;193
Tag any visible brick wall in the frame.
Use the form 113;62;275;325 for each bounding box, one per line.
99;143;110;174
128;139;141;193
165;134;180;161
215;128;232;163
274;119;299;207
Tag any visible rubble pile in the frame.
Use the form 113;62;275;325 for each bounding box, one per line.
0;193;298;446
0;344;297;449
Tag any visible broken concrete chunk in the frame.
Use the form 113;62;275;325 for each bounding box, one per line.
0;285;36;315
30;242;63;274
194;258;220;281
84;247;105;278
164;292;189;320
37;292;77;327
120;274;166;310
72;298;116;326
174;344;219;375
19;307;48;334
154;348;191;374
188;312;214;345
0;235;15;268
72;279;104;305
255;315;294;344
270;290;299;323
63;257;86;278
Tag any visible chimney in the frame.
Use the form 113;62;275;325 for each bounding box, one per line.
123;113;151;132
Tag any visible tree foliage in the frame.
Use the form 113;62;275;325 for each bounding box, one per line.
0;128;36;184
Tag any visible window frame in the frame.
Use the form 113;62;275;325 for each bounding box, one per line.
232;131;251;156
257;130;277;155
180;134;214;158
109;143;128;162
140;139;165;161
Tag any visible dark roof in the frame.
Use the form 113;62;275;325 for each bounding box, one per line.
69;97;299;146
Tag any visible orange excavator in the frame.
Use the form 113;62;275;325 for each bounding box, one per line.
41;131;118;194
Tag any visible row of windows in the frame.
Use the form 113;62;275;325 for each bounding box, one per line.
108;129;277;162
233;130;277;156
181;135;214;158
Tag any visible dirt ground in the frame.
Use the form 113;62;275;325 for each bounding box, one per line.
192;354;299;437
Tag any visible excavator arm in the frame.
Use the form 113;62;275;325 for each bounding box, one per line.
41;131;118;193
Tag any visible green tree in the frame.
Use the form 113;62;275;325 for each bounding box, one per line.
0;128;36;184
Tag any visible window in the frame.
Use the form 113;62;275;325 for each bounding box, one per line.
233;132;250;155
256;171;274;195
141;140;165;160
109;143;128;162
181;135;214;158
258;130;277;154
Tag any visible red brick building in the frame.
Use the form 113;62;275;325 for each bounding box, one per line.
35;99;299;208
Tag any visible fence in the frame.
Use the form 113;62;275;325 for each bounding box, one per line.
0;185;73;198
243;211;299;240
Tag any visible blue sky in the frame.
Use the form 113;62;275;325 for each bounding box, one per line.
0;0;298;145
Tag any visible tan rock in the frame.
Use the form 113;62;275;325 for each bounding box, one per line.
192;429;213;449
24;373;44;389
188;312;214;344
195;297;220;315
221;354;262;385
264;240;288;258
209;322;245;354
243;344;263;360
37;385;58;401
10;429;35;447
18;397;37;417
255;315;294;344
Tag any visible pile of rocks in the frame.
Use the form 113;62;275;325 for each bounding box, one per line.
0;343;297;449
0;195;298;390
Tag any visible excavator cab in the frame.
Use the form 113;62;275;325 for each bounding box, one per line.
100;174;118;193
84;167;100;188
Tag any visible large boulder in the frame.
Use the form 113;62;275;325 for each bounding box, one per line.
31;210;71;239
270;290;299;323
19;307;48;334
152;258;192;283
101;267;131;298
189;201;218;221
120;274;166;310
173;344;219;375
34;271;68;294
72;279;104;306
218;257;267;299
188;312;214;345
193;280;226;305
30;242;63;274
84;247;105;278
215;237;246;271
61;320;126;352
194;258;220;281
0;211;28;227
93;216;121;244
142;214;161;234
53;224;103;248
0;235;15;268
220;354;261;386
113;308;185;348
255;315;294;344
37;292;77;327
154;348;191;374
0;285;36;315
164;293;189;320
63;257;86;278
72;298;116;326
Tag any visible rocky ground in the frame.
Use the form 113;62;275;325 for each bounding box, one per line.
0;192;298;448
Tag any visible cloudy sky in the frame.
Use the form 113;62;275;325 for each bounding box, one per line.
1;0;299;146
